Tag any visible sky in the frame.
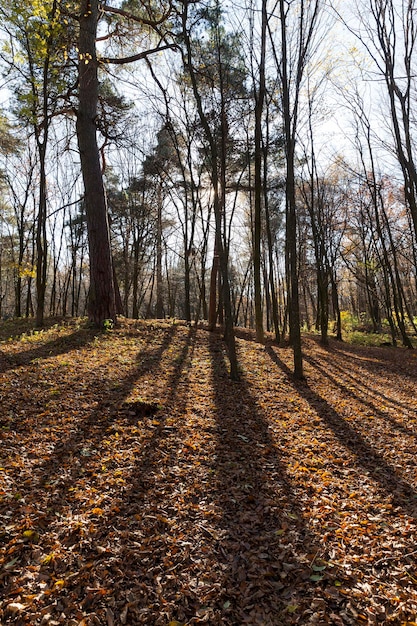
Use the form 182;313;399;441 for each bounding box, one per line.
0;0;411;184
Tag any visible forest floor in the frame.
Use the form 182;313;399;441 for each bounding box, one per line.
1;318;417;625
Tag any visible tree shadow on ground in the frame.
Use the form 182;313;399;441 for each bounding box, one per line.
31;324;180;495
313;343;415;402
2;325;200;625
6;326;417;624
207;332;320;625
0;317;70;342
0;323;102;374
77;324;199;624
2;326;180;579
325;337;417;383
303;351;417;441
266;345;417;519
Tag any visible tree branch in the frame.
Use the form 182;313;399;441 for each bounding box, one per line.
101;43;177;65
100;3;171;27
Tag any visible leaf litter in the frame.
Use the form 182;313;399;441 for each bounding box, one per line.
1;318;417;624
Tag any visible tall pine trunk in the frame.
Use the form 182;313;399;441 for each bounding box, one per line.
76;0;116;326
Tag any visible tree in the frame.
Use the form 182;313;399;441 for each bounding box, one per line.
76;0;117;325
348;0;417;259
178;0;249;378
269;0;321;377
0;0;74;325
0;114;21;156
251;0;268;343
0;113;26;317
72;0;174;326
142;125;179;319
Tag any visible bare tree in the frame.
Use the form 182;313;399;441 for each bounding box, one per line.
269;0;321;378
345;0;417;252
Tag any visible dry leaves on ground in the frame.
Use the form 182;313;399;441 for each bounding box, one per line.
1;318;417;625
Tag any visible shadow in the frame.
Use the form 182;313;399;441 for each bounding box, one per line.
0;323;102;375
303;351;417;441
72;325;199;621
229;326;284;347
32;325;180;492
266;346;417;518
207;332;320;624
2;324;200;623
9;324;417;624
0;316;70;342
328;337;417;384
322;350;413;411
1;324;180;561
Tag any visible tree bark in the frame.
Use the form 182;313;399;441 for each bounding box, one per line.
263;123;281;343
279;0;303;379
156;187;164;318
252;0;268;343
76;0;116;326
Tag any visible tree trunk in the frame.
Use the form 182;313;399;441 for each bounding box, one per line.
156;188;164;318
181;0;239;378
184;249;191;322
252;0;267;343
331;275;343;341
208;247;219;330
280;0;303;378
76;0;116;326
35;99;48;326
286;147;304;378
264;131;281;343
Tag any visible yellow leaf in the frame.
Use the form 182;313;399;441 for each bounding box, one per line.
22;530;40;543
41;553;55;565
91;507;104;516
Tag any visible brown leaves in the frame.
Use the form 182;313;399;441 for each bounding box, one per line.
1;320;417;623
